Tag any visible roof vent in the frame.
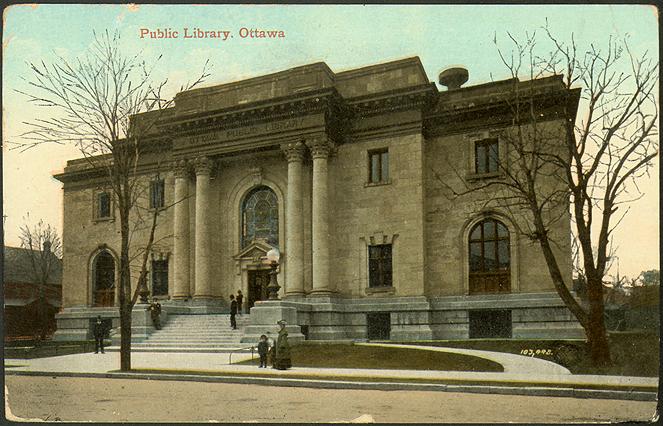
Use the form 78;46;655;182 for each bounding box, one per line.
438;67;469;90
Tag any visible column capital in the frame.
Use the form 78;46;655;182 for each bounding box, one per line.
307;138;330;159
281;142;307;163
173;159;189;178
193;156;214;175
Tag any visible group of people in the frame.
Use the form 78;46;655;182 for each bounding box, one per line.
228;291;291;370
95;291;292;370
256;320;291;370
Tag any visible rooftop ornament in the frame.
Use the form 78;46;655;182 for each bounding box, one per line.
439;67;469;90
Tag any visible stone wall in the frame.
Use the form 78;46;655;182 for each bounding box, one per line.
328;131;426;297
423;121;573;297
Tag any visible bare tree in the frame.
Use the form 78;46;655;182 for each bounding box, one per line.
18;216;63;340
16;30;210;370
437;28;658;366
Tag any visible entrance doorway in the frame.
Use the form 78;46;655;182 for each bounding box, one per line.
93;251;115;307
248;270;270;309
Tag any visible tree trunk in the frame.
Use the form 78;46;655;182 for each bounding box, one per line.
585;275;612;366
118;179;133;371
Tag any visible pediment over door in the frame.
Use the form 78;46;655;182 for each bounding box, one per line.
234;240;274;264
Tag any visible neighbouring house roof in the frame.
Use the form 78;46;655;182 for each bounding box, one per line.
3;246;63;285
3;246;63;307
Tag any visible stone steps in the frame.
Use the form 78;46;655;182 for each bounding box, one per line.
107;314;253;353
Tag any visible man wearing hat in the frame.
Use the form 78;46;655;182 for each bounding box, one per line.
273;320;291;370
93;315;106;354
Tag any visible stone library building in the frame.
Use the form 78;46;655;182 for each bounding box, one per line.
53;56;584;345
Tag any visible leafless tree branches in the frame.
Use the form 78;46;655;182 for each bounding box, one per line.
17;29;210;370
436;26;657;365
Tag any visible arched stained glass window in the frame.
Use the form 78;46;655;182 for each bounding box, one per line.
469;219;510;294
242;186;279;248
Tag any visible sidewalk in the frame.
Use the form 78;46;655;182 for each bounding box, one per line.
5;349;658;401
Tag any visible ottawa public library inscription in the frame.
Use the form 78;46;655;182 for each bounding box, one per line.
139;27;286;40
185;117;308;146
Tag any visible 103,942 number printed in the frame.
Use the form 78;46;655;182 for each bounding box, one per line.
520;349;553;356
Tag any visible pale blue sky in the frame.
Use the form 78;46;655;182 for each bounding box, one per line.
2;4;659;277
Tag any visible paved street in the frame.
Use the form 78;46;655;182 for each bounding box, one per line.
5;376;657;423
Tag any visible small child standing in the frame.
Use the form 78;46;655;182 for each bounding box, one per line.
257;334;269;368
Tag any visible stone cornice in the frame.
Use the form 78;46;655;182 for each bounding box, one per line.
161;88;346;137
346;83;437;118
423;86;581;137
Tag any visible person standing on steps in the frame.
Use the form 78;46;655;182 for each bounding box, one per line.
148;298;162;330
236;290;244;315
229;294;238;329
93;316;105;354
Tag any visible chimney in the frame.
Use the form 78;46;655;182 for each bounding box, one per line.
43;240;52;254
438;67;469;90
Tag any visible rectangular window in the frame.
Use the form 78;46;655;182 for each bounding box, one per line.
475;139;499;174
151;260;168;296
469;310;512;338
368;149;389;184
150;179;165;209
97;191;111;219
366;312;391;340
368;244;392;288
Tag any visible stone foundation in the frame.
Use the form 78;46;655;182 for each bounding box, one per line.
53;292;586;343
279;292;584;341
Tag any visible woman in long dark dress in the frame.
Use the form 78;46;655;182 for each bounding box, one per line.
274;320;291;370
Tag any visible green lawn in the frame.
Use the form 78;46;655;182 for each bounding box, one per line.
395;332;659;377
236;344;504;372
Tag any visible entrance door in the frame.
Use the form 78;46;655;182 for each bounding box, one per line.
248;270;270;309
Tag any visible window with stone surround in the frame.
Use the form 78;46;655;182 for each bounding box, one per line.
151;259;168;296
368;244;392;288
368;149;389;184
149;178;165;209
469;218;510;294
474;138;499;174
95;191;112;220
242;186;279;248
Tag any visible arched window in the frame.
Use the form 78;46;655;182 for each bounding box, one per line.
469;219;510;294
93;251;115;307
242;186;278;248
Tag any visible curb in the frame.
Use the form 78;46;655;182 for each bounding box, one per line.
5;370;657;402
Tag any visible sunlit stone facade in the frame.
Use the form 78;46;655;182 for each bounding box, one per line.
53;57;584;341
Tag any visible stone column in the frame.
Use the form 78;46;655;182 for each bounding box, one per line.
282;142;307;296
172;160;190;300
193;156;214;300
308;138;332;294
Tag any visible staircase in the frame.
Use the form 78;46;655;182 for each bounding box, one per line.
108;314;253;353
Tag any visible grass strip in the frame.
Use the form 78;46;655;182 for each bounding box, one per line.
122;368;657;393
